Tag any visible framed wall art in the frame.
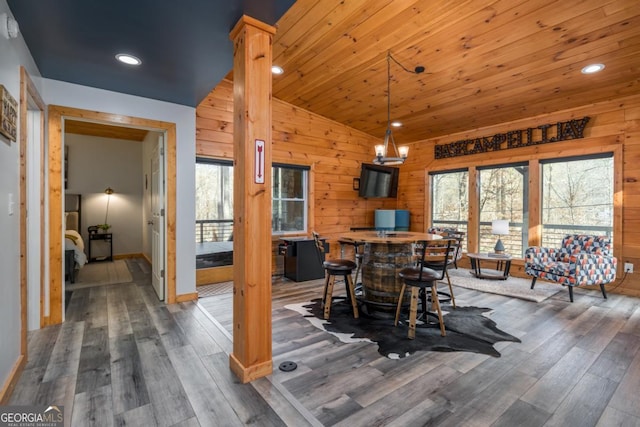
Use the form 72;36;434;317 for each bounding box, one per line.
0;85;18;142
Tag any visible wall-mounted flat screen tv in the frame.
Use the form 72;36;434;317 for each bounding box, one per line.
358;163;399;198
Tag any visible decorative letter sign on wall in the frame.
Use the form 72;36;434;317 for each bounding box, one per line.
0;85;18;142
434;116;590;159
255;139;265;184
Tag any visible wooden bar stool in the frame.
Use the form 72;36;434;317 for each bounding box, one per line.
338;238;365;291
394;239;455;338
313;232;359;320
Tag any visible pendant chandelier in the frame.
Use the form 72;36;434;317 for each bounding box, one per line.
373;51;424;165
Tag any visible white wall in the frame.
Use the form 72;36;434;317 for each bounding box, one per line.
1;0;196;394
42;79;197;297
65;133;144;256
0;0;43;397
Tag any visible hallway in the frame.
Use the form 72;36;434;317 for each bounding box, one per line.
10;259;310;427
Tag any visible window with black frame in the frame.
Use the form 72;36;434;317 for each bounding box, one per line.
541;154;613;247
430;169;469;252
478;163;529;257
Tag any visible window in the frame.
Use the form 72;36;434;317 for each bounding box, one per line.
272;164;308;234
195;158;233;269
541;154;613;247
479;163;529;257
430;169;468;251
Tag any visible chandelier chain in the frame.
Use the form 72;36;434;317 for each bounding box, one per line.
373;51;423;165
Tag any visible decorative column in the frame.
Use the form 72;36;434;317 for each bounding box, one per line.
228;15;276;383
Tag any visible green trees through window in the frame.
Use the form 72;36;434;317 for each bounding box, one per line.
479;164;528;256
541;155;613;247
272;165;308;234
431;170;468;252
430;154;614;257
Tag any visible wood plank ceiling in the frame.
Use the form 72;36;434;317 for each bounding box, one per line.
271;0;640;143
65;120;149;142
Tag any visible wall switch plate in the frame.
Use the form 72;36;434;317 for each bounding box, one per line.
7;193;13;215
624;262;634;273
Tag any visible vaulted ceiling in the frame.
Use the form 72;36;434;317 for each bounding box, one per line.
272;0;640;142
8;0;640;142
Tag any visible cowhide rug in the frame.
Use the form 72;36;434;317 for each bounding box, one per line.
286;298;520;359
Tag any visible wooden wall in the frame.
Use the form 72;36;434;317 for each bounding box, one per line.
196;79;397;275
197;79;640;296
398;94;640;297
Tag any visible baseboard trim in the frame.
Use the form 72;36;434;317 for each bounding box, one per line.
0;354;26;404
229;353;272;384
114;253;144;260
196;265;233;285
175;292;198;303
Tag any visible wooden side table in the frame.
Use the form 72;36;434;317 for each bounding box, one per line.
467;252;512;280
88;232;113;262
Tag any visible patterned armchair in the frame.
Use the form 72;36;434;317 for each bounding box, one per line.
524;234;617;302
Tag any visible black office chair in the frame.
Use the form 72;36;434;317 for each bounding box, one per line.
394;238;455;338
312;231;359;320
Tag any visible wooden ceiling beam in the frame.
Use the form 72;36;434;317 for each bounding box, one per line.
64;120;149;141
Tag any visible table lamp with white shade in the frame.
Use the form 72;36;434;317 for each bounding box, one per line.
492;219;509;254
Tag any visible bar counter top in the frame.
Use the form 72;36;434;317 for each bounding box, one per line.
338;231;443;244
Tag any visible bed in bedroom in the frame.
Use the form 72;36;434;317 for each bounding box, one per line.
65;193;87;283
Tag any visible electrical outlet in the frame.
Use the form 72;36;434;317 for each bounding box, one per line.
625;262;634;273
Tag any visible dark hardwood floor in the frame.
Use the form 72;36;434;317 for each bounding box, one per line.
200;274;640;427
10;259;640;426
10;259;310;427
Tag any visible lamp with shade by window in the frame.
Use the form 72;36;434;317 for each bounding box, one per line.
492;219;509;254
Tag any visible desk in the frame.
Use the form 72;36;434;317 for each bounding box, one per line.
467;252;512;280
339;232;442;310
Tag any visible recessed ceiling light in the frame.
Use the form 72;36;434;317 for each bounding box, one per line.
581;63;605;74
391;121;402;127
271;65;284;75
115;53;142;66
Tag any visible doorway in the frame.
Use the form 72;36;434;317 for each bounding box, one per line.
47;105;177;325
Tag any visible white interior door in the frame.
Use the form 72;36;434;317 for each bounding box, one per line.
26;110;42;329
151;135;165;300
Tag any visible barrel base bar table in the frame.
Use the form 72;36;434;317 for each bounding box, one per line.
338;232;443;312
